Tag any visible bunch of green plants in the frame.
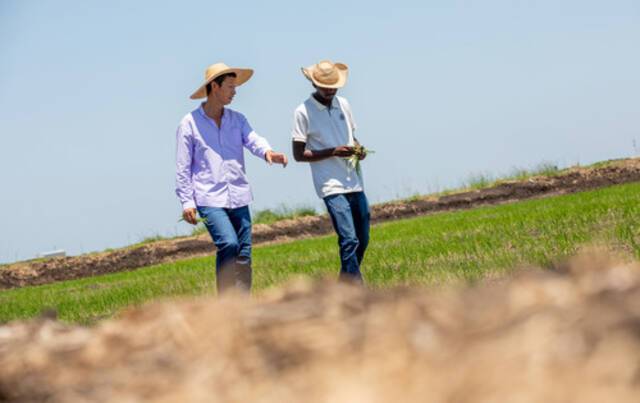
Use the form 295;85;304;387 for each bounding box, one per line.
346;144;375;175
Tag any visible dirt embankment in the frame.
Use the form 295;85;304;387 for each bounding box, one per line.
1;251;639;402
2;158;640;289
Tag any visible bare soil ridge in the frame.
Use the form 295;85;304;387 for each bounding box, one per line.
1;251;639;402
2;158;639;290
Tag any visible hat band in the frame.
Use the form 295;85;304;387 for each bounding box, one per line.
313;69;339;85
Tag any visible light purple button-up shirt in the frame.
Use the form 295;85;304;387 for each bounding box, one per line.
175;105;272;210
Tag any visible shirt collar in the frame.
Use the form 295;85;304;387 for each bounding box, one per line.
309;94;339;111
198;103;230;122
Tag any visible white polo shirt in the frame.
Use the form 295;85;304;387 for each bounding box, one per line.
292;95;364;199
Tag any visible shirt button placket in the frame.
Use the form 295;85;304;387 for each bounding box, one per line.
220;120;232;208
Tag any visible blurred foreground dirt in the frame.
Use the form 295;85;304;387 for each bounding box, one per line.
1;251;640;402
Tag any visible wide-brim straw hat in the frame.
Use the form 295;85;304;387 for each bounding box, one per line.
301;60;348;89
190;62;253;100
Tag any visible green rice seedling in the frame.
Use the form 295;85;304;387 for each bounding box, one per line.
346;144;375;176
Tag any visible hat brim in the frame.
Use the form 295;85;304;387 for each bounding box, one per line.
190;68;254;100
302;63;348;89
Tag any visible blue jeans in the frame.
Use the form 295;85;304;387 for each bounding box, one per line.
323;191;370;283
197;205;252;294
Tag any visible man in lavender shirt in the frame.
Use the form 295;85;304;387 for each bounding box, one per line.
176;63;288;294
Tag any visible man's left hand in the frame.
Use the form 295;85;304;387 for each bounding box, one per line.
265;150;288;167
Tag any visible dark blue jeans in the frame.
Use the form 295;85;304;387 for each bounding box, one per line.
323;191;370;283
197;205;252;294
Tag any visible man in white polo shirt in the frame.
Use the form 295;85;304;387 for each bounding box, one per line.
291;60;370;284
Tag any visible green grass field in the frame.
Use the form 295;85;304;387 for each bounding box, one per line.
1;182;639;324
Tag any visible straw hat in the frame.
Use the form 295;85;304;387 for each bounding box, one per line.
301;60;349;89
190;62;253;100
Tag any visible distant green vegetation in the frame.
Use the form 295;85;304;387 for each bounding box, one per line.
187;205;318;236
505;161;560;181
136;234;166;246
253;205;317;225
464;161;560;190
1;181;639;325
400;161;566;201
583;158;627;169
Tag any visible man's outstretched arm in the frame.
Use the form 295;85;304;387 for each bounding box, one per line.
240;115;288;167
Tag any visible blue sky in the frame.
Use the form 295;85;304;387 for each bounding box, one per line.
1;0;639;263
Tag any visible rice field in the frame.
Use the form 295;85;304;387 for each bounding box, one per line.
0;181;639;324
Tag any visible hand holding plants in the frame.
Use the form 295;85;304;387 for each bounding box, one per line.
181;208;198;225
346;143;374;175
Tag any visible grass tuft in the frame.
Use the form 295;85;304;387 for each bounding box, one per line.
464;173;494;189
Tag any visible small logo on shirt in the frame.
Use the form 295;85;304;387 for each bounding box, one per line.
340;114;345;120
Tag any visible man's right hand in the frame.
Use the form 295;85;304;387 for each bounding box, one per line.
182;208;198;225
332;146;356;157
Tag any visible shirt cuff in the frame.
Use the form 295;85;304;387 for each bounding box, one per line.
182;200;196;210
